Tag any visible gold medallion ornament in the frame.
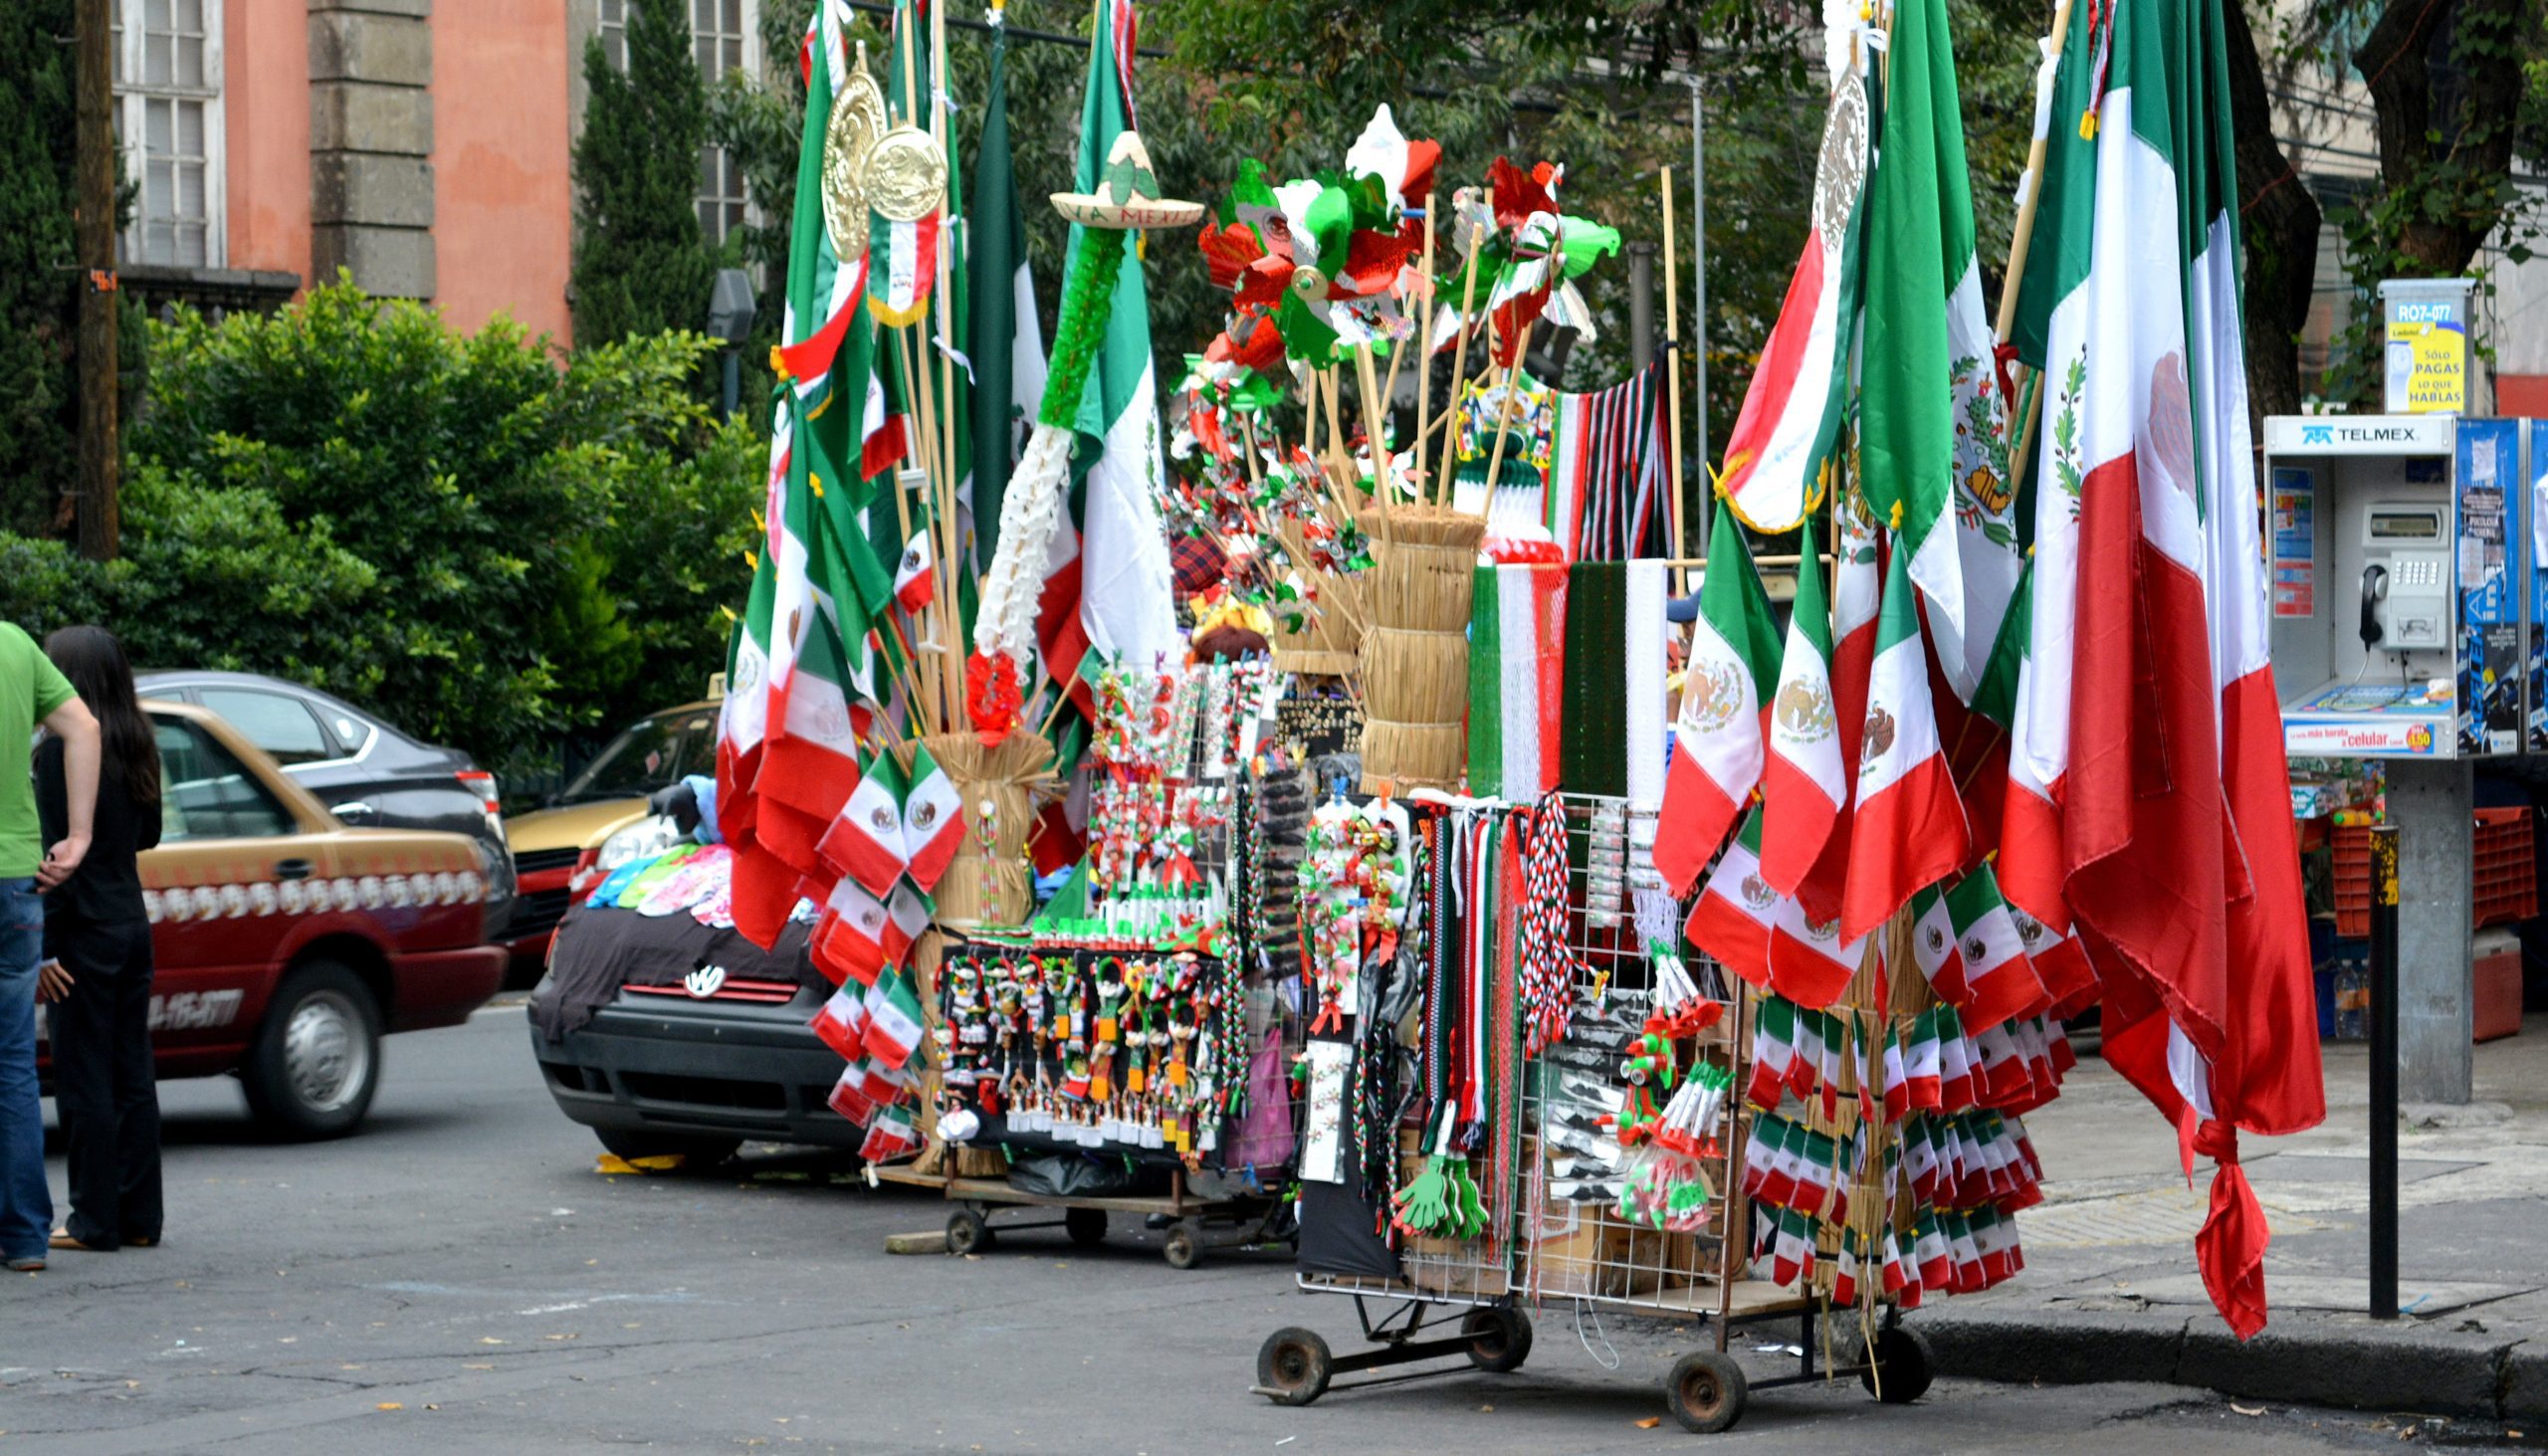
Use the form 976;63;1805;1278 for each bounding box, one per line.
820;64;887;258
864;125;948;224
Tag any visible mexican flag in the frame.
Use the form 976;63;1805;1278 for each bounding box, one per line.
1838;533;1968;943
1768;892;1868;1011
1793;492;1882;924
1714;54;1871;533
1760;516;1844;896
1857;0;2016;702
1064;0;1179;684
2004;0;2321;1341
861;965;927;1072
899;738;966;894
1653;506;1782;897
966;2;1048;569
822;745;909;899
1682;809;1775;987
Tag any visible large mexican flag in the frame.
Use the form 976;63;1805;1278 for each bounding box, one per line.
1856;0;2017;704
2000;0;2321;1341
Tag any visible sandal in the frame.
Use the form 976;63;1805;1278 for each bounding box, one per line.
48;1230;110;1253
6;1256;43;1272
125;1236;157;1249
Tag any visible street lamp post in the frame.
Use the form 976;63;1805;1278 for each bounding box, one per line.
707;269;757;423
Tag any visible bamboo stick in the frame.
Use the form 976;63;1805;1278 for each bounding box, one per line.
1355;343;1396;528
1409;193;1437;497
1429;190;1490;500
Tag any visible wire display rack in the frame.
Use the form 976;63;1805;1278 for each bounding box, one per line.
1259;793;1930;1434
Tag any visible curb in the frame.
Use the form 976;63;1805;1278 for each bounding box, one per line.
1906;1305;2542;1423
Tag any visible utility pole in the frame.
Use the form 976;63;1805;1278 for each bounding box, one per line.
75;0;121;561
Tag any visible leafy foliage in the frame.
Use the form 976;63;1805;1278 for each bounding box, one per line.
572;0;721;347
0;281;757;780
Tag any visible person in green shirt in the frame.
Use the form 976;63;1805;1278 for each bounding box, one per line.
0;621;99;1271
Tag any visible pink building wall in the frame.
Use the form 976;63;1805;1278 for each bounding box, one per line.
431;0;575;345
223;0;312;285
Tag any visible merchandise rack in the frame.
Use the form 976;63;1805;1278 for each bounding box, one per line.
1252;793;1930;1434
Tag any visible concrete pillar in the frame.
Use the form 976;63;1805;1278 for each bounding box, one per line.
2389;756;2473;1105
309;0;435;299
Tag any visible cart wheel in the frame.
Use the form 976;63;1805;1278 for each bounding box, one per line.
1163;1221;1201;1270
1064;1207;1108;1248
1857;1325;1934;1404
946;1207;996;1256
1666;1351;1749;1435
1461;1308;1534;1373
1256;1327;1333;1407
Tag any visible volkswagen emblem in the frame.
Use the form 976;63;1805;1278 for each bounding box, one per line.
684;964;728;999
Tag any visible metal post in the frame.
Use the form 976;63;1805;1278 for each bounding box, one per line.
721;350;742;423
2368;823;2400;1321
74;0;120;561
1626;242;1656;376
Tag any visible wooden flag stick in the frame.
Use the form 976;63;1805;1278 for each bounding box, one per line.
1355;343;1396;532
1409;194;1437;500
1430;190;1490;498
1661;167;1690;564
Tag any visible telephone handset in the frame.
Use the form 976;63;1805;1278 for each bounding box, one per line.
2360;563;2389;649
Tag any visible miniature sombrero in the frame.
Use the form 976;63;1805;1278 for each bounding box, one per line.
1051;131;1204;231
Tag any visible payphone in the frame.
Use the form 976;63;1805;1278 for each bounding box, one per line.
2266;415;2528;759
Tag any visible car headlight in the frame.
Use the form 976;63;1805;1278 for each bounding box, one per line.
596;815;679;873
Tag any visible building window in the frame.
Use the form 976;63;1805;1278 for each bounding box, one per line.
693;0;754;247
597;0;627;72
115;0;224;269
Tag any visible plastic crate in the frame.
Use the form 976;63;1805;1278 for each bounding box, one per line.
2331;807;2535;938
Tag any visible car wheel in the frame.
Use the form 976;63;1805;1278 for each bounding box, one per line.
241;961;382;1141
594;1128;743;1169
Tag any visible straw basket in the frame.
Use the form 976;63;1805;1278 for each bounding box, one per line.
1358;507;1485;792
900;728;1054;931
1269;522;1367;677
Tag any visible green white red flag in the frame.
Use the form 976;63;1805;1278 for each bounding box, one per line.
1715;53;1871;533
2000;0;2322;1339
1837;532;1968;943
1654;506;1783;896
1760;516;1844;896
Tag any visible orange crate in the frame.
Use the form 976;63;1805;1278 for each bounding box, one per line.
2331;808;2535;938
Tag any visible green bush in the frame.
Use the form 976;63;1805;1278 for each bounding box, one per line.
0;278;756;779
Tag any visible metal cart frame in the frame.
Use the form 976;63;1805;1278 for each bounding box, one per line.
1252;794;1929;1433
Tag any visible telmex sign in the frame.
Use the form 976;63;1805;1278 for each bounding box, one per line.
2263;414;2455;456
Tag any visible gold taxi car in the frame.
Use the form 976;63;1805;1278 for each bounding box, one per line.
500;699;720;970
41;702;509;1138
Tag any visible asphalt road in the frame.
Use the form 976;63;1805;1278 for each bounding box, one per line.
0;1007;2516;1453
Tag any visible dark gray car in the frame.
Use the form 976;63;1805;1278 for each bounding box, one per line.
134;671;517;932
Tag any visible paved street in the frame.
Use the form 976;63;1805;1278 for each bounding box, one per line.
0;1006;2529;1453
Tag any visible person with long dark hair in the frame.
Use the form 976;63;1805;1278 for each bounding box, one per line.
34;626;160;1257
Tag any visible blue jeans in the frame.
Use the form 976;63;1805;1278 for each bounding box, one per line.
0;877;52;1261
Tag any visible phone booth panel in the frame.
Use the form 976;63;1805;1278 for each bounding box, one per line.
2266;415;2527;760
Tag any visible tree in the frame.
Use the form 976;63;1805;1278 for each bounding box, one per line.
572;0;719;347
2256;0;2548;409
0;0;142;540
0;280;763;777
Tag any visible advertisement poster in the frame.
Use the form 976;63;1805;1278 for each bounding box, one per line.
2457;419;2519;755
2270;467;2314;618
2533;422;2548;750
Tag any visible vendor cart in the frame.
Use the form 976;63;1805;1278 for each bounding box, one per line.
870;1160;1293;1269
1252;793;1930;1434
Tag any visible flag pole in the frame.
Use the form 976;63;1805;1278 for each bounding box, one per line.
928;0;969;730
1428;189;1489;499
1661;166;1689;563
1408;193;1436;498
1991;0;2074;483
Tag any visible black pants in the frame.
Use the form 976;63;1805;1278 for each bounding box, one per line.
46;915;161;1248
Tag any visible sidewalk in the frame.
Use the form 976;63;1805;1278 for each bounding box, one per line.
1907;1014;2548;1421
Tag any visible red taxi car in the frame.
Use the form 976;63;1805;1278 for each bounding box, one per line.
41;702;509;1138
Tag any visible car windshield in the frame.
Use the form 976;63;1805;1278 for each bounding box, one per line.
556;710;718;803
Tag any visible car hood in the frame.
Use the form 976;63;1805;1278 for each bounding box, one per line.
505;798;650;855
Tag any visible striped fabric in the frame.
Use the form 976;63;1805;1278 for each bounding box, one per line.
1547;361;1673;563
